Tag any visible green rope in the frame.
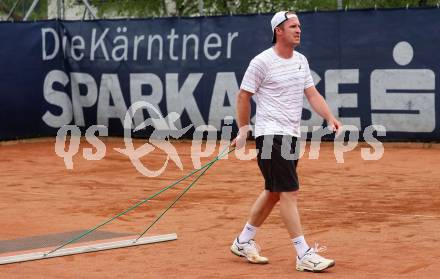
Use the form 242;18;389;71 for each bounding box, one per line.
134;161;215;242
45;146;234;256
134;147;233;242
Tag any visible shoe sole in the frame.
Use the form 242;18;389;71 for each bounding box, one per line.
296;261;335;273
230;246;245;257
230;245;269;264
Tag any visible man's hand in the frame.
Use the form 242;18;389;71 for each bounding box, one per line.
327;117;342;134
231;133;247;150
305;87;342;135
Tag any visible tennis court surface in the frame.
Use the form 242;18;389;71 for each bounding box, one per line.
1;138;439;278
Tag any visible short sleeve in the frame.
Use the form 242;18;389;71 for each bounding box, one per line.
303;57;314;90
240;57;267;94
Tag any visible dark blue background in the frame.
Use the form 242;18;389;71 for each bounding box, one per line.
0;8;439;140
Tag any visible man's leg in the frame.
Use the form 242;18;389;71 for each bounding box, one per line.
280;191;335;272
248;190;280;227
279;191;303;238
280;191;310;258
237;190;279;243
231;190;279;264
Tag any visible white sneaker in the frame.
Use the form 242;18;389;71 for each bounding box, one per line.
230;238;269;264
296;243;335;272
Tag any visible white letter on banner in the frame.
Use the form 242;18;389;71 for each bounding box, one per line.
371;69;435;132
42;28;59;60
83;125;107;161
208;72;238;130
97;74;127;127
130;73;165;129
204;33;222;60
55;125;81;169
167;28;179;61
133;35;145;61
42;70;73;128
166;73;205;129
112;29;129;61
70;72;98;127
325;69;360;129
226;32;239;59
90;28;109;61
70;35;85;61
182;34;199;60
147;35;163;60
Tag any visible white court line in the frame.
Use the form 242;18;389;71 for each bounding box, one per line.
303;208;440;219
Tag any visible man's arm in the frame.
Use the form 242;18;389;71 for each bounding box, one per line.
236;89;253;128
304;86;341;132
232;89;253;149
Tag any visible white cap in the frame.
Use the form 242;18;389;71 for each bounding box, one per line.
271;11;298;43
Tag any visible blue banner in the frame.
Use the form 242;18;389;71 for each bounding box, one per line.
0;8;439;140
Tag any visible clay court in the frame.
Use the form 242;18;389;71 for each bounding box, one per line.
0;138;439;278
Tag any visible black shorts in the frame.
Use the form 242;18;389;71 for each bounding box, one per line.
256;135;299;192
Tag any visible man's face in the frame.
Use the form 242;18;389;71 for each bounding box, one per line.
276;17;301;46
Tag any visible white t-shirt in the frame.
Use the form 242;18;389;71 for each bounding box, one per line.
241;47;314;137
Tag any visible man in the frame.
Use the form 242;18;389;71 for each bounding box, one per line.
230;11;341;272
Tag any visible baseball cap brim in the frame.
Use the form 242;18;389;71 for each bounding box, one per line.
271;11;298;44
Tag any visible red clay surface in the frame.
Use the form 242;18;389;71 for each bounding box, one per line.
1;138;439;278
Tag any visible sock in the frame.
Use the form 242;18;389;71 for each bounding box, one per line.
237;222;257;243
292;235;310;259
